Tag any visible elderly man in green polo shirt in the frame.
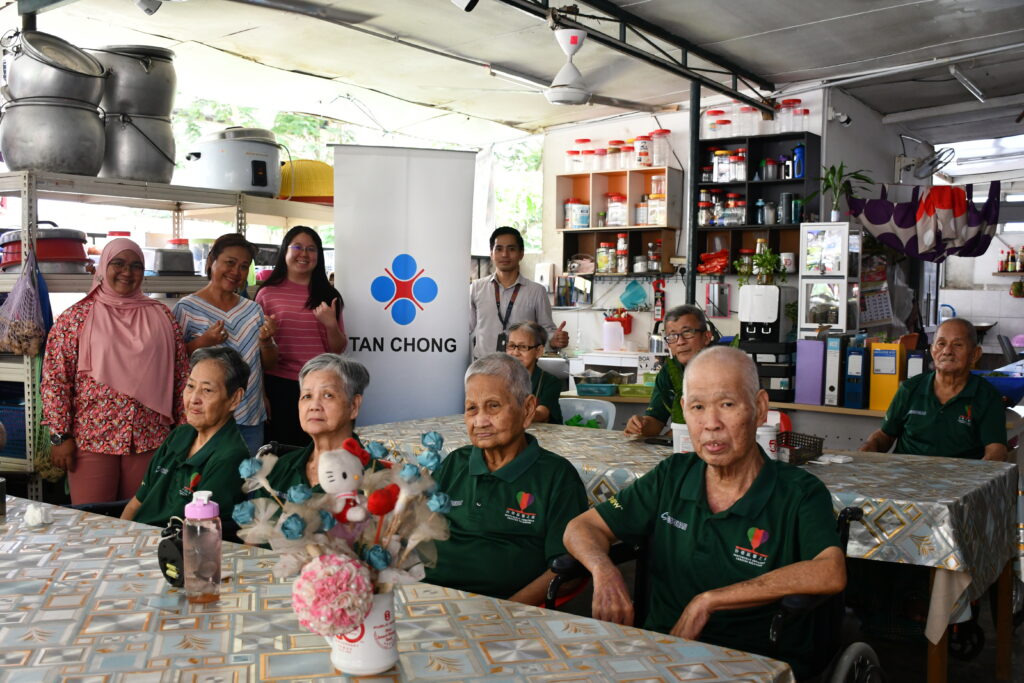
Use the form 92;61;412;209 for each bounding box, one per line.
565;346;845;679
121;346;250;530
859;317;1007;460
624;304;713;437
424;353;588;603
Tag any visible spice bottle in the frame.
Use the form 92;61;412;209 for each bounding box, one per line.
184;491;221;604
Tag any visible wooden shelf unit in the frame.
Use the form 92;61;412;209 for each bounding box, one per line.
556;166;683;274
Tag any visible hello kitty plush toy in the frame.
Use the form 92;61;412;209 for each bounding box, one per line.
318;439;371;523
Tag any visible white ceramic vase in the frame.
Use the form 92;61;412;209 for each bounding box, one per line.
830;209;842;221
328;592;398;675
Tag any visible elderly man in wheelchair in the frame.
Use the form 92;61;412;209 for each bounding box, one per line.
563;346;850;680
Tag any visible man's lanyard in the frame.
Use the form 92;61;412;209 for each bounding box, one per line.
493;280;522;331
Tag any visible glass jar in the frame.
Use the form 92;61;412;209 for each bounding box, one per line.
792;107;811;132
703;109;725;138
606;146;620;169
607;193;628;226
633;255;647;273
699;188;712;203
581;149;597;171
764;200;777;225
650;173;666;195
621;145;635;169
737;248;754;277
712;119;732;139
595;147;608;170
635;197;648;225
616;232;628;252
734;200;747;225
574;138;593;154
650;128;671;166
713;150;732;182
616;249;629;274
700;165;713;182
597;242;614;273
729;155;746;182
565;150;581;173
737;106;757;136
763;158;779;181
648;193;666;225
698;201;714;226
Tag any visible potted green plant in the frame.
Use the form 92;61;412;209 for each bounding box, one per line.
806;163;874;221
733;246;786;286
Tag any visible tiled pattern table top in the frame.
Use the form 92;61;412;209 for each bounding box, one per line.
0;497;793;682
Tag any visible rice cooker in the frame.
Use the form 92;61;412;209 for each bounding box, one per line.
179;127;282;197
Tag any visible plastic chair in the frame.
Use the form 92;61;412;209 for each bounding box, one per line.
558;397;616;430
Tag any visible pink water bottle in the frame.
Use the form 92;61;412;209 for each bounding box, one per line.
183;491;221;604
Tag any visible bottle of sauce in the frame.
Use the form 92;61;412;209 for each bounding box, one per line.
184;491;222;604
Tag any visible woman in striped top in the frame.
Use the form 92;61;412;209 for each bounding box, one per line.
255;226;347;447
173;233;279;455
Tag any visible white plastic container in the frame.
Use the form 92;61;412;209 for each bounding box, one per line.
671;422;694;453
756;424;779;459
329;592;398;675
602;320;625;351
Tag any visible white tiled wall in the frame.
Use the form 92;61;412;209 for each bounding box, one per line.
938;289;1024;353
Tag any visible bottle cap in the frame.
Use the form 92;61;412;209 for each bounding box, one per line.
185;490;219;519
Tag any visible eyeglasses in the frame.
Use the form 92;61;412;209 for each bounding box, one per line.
107;259;144;273
506;343;542;352
664;328;706;343
288;244;319;255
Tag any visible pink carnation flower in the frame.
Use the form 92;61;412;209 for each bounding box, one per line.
292;555;375;636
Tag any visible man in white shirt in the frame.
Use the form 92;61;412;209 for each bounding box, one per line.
470;227;568;360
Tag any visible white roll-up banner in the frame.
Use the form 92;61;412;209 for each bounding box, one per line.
334;145;474;426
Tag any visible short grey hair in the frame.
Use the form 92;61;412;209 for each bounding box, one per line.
465;353;531;405
299;353;370;400
507;321;548;347
665;304;708;329
937;317;978;347
684;346;760;406
190;346;250;396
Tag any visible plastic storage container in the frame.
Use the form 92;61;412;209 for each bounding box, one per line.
648;194;666;225
581;149;597;171
183;490;221;604
564;149;581;173
702;109;725;138
606;194;627;226
650;129;671;166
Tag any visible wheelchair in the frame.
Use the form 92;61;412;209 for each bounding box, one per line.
545;506;884;683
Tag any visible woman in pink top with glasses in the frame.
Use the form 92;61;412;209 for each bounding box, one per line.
255;226;347;447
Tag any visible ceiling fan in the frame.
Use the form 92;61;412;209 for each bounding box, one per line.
494;28;677;114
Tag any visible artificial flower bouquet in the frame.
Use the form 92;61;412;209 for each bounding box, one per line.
232;432;451;639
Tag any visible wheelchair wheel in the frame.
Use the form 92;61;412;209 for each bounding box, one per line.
948;620;985;661
829;641;884;683
988;575;1024;632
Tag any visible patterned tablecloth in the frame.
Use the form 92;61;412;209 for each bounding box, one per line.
0;497;793;682
360;415;671;508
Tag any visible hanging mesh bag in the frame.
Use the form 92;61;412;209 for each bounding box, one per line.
0;250;45;356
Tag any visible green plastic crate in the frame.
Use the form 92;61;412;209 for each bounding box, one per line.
618;384;653;398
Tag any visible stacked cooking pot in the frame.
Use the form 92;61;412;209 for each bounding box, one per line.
0;31;177;183
87;45;177;183
0;31;108;176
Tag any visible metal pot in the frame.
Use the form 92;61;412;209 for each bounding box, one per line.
178;127;283;197
86;45;175;117
99;113;175;183
6;31;105;105
0;97;104;175
649;320;666;354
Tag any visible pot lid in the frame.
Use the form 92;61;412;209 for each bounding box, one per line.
20;31;105;78
0;227;88;245
97;45;175;61
204;127;277;143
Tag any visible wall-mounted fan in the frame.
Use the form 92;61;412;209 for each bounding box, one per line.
494;28;676;114
895;134;955;182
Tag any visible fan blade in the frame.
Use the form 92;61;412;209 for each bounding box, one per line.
222;0;376;25
589;94;678;114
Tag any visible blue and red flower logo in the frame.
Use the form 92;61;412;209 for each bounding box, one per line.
370;254;438;325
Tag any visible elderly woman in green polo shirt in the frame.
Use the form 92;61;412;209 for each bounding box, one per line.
121;347;250;529
261;353;370;493
425;353;588;603
859;317;1007;460
505;321;563;424
565;346;845;680
624;304;713;437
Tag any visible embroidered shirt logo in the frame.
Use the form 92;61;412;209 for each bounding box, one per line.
607;495;622;510
505;490;538;525
957;405;972;426
660;511;688;532
908;409;928;416
178;473;202;498
733;527;771;568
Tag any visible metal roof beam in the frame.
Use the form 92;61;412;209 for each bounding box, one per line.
493;0;775;115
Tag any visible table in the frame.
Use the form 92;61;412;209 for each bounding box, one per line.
360;415;671;508
362;416;1021;682
0;496;793;682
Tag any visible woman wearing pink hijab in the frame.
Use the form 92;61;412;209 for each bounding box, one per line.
42;238;189;504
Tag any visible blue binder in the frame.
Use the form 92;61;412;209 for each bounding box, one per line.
844;347;868;409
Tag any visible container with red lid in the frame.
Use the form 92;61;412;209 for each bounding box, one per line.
0;227;90;273
167;238;190;249
564;149;582;173
581;148;597;171
650;128;671;166
574;138;592;154
703;109;726;138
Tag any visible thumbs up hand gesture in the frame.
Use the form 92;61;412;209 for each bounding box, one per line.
551;320;569;349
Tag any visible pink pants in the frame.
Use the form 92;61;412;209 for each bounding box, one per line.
68;449;155;505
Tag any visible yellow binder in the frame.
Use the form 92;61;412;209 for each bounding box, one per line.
868;342;906;412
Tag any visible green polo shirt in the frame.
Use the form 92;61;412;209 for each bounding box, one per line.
133;418;249;528
645;356;684;425
881;372;1007;459
425;434;588;599
532;366;563;425
595;451;839;679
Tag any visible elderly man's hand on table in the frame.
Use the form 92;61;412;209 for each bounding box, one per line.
591;565;635;626
671;591;714;640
